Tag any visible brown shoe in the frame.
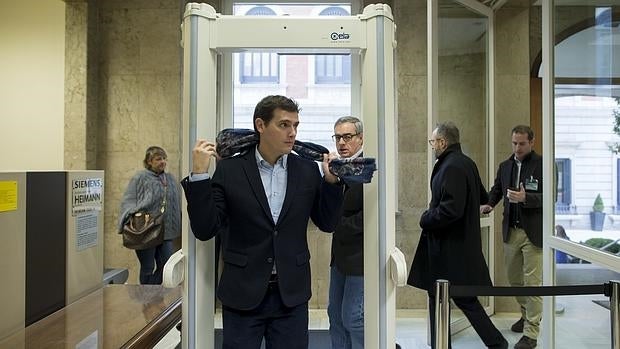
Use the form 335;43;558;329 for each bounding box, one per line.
510;318;524;333
514;336;537;349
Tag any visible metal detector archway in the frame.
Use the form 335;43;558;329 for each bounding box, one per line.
175;3;404;348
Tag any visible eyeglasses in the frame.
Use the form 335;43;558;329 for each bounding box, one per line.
332;133;359;143
428;138;445;146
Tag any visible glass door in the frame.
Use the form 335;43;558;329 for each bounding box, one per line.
541;1;620;348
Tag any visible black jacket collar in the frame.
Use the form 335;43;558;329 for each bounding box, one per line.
509;150;538;164
437;143;462;162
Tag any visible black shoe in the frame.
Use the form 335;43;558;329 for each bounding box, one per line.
395;344;401;349
514;336;537;349
489;337;508;349
510;318;524;333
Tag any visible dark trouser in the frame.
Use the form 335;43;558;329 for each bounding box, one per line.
428;292;505;349
135;239;174;285
222;281;309;349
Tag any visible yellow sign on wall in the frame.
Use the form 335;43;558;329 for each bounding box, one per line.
0;181;17;212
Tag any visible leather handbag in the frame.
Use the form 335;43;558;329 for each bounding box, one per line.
122;182;167;250
122;211;164;250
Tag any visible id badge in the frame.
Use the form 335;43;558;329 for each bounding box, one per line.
525;176;538;191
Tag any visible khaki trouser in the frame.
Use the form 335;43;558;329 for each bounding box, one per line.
504;227;543;340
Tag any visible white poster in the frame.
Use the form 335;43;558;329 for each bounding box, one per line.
76;213;98;251
72;178;103;216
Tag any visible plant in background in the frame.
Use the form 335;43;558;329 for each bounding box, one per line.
584;238;620;254
592;193;605;212
609;97;620;154
590;194;606;231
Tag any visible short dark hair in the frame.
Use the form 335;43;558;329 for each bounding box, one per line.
512;125;534;140
253;95;300;132
435;121;460;146
334;116;363;134
143;146;167;168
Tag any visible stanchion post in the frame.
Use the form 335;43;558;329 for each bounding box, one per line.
435;279;450;349
611;280;620;349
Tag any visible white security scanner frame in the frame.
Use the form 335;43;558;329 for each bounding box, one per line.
167;3;404;348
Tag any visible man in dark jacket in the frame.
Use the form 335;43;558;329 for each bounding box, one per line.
182;95;344;349
480;125;542;349
408;122;508;349
327;116;365;349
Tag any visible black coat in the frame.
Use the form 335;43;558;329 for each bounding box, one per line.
331;182;363;276
182;151;344;310
486;151;543;247
408;144;492;291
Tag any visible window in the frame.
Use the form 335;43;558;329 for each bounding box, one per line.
231;2;354;149
239;6;279;84
617;159;620;213
315;6;351;84
555;158;572;213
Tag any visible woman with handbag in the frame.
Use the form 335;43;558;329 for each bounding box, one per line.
118;146;182;284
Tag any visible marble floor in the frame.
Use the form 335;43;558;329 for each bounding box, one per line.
154;295;611;348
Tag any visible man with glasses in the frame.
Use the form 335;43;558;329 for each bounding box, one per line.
327;116;365;349
408;122;508;349
480;125;542;349
328;116;402;349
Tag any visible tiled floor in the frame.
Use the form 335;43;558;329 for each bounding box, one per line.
155;295;610;348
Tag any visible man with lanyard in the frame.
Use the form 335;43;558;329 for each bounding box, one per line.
481;125;543;349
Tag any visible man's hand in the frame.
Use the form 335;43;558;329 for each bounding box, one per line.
480;204;493;214
506;183;526;203
192;140;218;174
322;153;340;184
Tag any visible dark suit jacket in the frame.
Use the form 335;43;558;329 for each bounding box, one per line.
486;151;543;247
181;151;344;310
408;144;492;291
330;181;363;276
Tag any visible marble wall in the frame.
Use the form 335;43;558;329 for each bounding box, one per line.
97;0;186;284
438;52;488;178
493;3;532;312
392;0;430;309
64;0;188;284
65;1;92;170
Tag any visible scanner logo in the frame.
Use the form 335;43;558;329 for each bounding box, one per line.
330;32;350;41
